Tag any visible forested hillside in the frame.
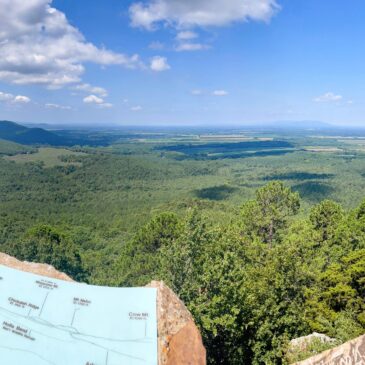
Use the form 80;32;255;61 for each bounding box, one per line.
2;180;365;364
1;129;365;363
0;121;69;145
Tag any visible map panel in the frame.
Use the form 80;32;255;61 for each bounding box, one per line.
0;265;158;365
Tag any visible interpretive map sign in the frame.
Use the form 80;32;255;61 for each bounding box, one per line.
0;265;158;365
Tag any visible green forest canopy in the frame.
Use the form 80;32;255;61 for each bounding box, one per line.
1;128;365;363
3;181;365;364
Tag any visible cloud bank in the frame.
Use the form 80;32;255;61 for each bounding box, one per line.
130;0;279;29
0;91;30;103
73;83;108;98
0;0;142;88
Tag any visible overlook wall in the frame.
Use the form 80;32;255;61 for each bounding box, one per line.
293;334;365;365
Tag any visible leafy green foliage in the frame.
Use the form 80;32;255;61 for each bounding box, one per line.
241;181;300;245
285;337;340;364
2;129;365;364
305;249;365;341
310;200;344;243
111;183;365;364
114;213;181;286
9;225;86;281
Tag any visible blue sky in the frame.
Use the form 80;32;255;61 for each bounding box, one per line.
0;0;365;126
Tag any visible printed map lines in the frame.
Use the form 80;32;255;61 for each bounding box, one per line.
0;306;150;363
0;265;158;365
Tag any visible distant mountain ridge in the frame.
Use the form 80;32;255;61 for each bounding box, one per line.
0;120;70;146
0;120;121;146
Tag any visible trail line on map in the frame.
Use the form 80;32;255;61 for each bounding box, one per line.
71;308;80;326
0;306;151;363
39;292;50;317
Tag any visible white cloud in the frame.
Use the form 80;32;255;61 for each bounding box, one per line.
83;94;112;108
45;103;71;110
73;83;108;97
176;31;198;40
0;0;142;87
175;31;209;52
83;95;104;104
175;43;209;51
314;92;343;103
191;89;203;95
130;0;279;29
131;105;142;111
13;95;31;103
213;90;228;96
0;91;31;103
0;91;14;101
150;56;170;72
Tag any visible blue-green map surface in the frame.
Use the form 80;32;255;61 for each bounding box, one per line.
0;264;157;365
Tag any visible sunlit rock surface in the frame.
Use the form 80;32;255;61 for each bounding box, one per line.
148;280;206;365
0;252;73;281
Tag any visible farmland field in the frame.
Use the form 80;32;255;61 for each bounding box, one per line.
4;147;87;167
